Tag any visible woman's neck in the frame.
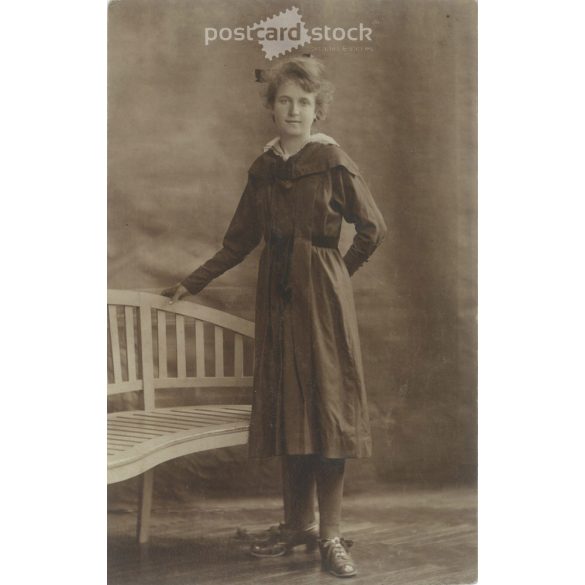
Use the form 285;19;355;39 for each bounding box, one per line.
279;134;312;157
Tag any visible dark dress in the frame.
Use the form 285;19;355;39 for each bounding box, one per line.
182;139;387;459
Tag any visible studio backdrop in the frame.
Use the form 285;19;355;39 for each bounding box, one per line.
108;0;477;504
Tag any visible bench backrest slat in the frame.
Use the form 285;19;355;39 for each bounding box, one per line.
125;306;137;382
157;310;168;379
176;315;187;378
139;304;156;410
234;334;244;377
108;305;123;384
195;320;205;377
214;326;224;377
108;290;255;408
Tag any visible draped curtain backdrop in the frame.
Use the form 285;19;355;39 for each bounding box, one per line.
108;0;477;503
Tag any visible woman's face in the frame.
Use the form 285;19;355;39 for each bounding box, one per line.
272;80;317;139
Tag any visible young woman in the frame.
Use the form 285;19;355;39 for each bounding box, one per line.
162;56;386;578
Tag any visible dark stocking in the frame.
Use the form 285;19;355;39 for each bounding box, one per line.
281;455;317;530
315;457;346;539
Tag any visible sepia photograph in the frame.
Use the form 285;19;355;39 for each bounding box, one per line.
6;2;585;585
107;0;477;583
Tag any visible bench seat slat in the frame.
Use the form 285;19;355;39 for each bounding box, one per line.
201;406;251;414
107;436;159;444
163;412;248;424
111;414;200;428
120;413;220;426
132;411;247;425
154;413;248;425
108;406;251;429
127;414;239;427
107;424;165;434
144;408;248;420
167;407;251;421
109;424;193;435
108;405;252;484
108;442;146;449
112;418;206;430
126;410;246;424
107;430;162;439
108;409;248;447
108;424;170;435
108;437;146;445
108;434;146;442
177;405;251;413
109;419;196;432
182;404;251;414
108;439;158;447
108;411;249;434
108;438;155;446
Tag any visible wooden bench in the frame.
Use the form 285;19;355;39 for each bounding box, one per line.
107;289;255;543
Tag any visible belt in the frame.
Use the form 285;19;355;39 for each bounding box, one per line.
310;235;339;249
266;233;338;249
266;233;338;303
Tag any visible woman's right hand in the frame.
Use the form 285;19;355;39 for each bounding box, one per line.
161;283;190;305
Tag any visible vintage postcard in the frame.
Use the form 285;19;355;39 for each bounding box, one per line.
108;1;477;583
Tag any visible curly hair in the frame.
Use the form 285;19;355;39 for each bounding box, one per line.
261;56;335;121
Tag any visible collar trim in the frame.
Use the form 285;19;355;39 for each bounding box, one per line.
263;133;339;160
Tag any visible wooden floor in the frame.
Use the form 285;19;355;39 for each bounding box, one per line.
108;485;477;585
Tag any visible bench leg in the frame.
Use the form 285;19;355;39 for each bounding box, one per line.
137;468;154;544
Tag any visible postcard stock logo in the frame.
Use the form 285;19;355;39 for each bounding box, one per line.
204;6;373;60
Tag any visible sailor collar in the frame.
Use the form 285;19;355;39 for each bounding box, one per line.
250;136;360;180
263;133;340;161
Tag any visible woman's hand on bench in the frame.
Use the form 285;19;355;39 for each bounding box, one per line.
161;283;189;304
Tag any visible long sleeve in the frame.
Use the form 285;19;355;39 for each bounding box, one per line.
181;175;262;295
331;165;387;276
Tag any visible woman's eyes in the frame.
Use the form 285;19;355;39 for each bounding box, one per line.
278;98;313;106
